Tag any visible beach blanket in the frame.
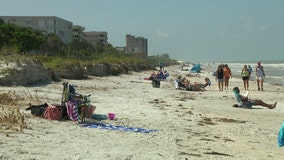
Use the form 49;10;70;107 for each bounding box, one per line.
81;123;157;133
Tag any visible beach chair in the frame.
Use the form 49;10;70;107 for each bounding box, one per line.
232;88;253;108
62;82;94;122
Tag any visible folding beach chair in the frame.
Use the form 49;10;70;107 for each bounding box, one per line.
232;88;253;108
62;82;94;123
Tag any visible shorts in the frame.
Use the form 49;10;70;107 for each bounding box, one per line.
256;75;264;80
217;79;224;82
244;101;254;108
243;100;254;108
242;76;249;80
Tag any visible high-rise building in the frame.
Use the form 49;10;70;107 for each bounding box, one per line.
125;34;148;57
0;16;73;43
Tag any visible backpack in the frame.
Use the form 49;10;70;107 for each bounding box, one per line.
26;103;48;117
44;105;62;120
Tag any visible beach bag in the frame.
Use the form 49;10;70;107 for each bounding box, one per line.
44;106;62;120
152;79;160;88
80;105;96;118
26;103;48;117
52;104;69;120
278;122;284;147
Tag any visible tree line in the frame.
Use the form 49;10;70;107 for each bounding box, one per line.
0;19;176;67
0;19;124;57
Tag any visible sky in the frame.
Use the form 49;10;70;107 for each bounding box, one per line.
0;0;284;62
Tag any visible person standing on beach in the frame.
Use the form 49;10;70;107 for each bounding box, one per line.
248;65;253;80
241;65;250;91
223;64;232;90
215;65;224;91
159;61;164;72
256;62;265;91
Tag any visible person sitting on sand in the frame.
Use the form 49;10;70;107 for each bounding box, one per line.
190;77;211;91
156;70;165;79
144;71;157;80
175;76;193;90
175;76;210;91
203;77;211;88
164;70;170;78
156;70;169;80
232;87;277;109
181;77;190;86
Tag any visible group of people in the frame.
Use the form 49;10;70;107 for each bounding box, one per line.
241;62;265;91
235;62;273;109
175;75;211;91
174;62;276;109
215;64;232;91
145;70;170;80
215;62;266;91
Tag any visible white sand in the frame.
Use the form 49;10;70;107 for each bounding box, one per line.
0;65;284;160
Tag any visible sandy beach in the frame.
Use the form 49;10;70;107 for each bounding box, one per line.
0;64;284;160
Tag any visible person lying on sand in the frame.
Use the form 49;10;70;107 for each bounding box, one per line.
232;87;277;109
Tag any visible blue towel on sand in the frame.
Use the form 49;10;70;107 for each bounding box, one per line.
81;123;157;133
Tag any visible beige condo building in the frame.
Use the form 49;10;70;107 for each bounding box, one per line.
73;25;85;40
0;16;73;43
83;31;108;46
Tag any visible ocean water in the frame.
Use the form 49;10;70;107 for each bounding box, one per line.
207;60;284;86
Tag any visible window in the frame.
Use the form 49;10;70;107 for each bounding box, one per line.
39;20;45;28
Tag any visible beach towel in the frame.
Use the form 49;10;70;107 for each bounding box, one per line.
278;122;284;147
81;123;157;133
65;101;79;122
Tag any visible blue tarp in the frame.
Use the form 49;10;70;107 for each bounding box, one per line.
190;64;201;73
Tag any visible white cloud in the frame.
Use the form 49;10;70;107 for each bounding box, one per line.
156;29;169;38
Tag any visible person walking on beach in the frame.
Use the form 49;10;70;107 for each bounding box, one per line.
223;64;232;90
248;65;253;80
256;62;265;91
215;65;224;91
241;65;250;91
